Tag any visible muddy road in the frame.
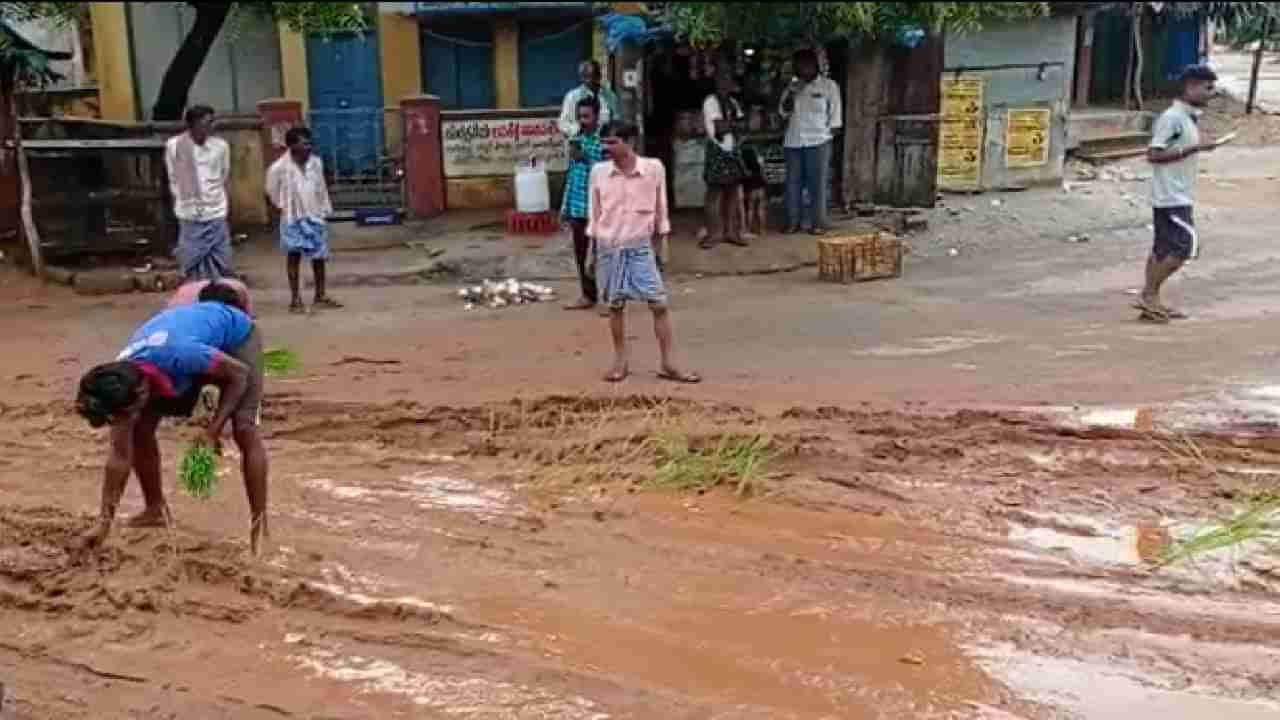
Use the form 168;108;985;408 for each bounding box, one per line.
4;144;1280;718
2;390;1279;719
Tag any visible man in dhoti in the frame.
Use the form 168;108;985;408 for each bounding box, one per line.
166;104;233;281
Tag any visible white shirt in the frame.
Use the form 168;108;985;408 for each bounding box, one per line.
703;94;743;152
266;153;333;223
558;84;617;139
1149;99;1202;208
164;134;230;222
780;76;843;149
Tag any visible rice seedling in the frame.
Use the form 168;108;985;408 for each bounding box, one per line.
1143;427;1280;567
1160;496;1280;567
263;347;299;376
649;429;775;497
178;441;218;499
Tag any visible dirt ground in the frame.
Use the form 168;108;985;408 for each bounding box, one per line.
2;140;1280;718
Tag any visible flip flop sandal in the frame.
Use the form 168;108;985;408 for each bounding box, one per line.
1138;310;1170;325
314;297;344;309
1131;301;1169;319
289;302;307;315
810;227;829;237
657;369;702;384
1162;308;1189;320
604;369;629;383
564;300;595;311
698;238;720;250
726;236;750;247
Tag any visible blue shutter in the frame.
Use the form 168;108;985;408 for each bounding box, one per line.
421;21;495;110
518;19;590;107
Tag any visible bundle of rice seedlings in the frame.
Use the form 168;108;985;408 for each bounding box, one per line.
263;347;299;376
178;441;218;499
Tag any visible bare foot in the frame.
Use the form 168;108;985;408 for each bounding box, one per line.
604;364;629;383
78;520;111;551
125;508;170;528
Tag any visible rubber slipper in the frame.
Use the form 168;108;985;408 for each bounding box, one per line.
657;369;702;384
314;297;344;309
604;369;629;383
809;227;829;237
564;300;595;311
1138;310;1170;325
1131;301;1168;319
698;239;720;250
726;236;750;247
289;302;306;315
1162;307;1189;320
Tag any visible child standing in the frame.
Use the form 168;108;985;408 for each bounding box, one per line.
266;127;342;313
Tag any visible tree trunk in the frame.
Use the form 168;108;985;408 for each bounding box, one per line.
9;87;42;278
151;3;233;121
1247;16;1274;114
1122;6;1136;110
1132;8;1144;111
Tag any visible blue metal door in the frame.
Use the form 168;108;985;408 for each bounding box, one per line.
306;31;383;174
518;19;590;107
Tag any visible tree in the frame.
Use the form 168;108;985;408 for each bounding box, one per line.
0;2;366;121
658;2;1051;46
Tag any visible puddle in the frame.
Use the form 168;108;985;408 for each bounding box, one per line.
973;645;1280;720
1006;513;1170;567
300;473;512;520
292;649;609;718
989;573;1280;625
853;333;1006;358
401;472;510;518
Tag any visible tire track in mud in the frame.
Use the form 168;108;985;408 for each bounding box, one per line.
2;394;1279;718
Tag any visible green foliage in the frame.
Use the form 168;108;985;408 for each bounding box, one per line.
1160;495;1279;567
178;442;218;500
660;2;1049;46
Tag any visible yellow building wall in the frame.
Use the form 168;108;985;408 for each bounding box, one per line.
89;2;137;121
278;22;309;108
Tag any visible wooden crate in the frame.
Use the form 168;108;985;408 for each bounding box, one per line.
818;232;904;283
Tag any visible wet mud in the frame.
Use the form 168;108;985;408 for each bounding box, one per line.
1;394;1278;718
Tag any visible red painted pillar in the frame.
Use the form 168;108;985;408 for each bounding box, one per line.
257;98;305;170
401;95;445;217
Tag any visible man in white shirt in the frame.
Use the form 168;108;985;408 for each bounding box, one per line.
559;60;619;139
266;126;341;314
779;49;842;236
1137;65;1220;323
165;105;233;280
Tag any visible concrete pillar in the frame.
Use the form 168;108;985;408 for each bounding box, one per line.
1073;14;1094;108
89;2;139;120
278;22;309;110
379;13;422;104
494;18;520;109
257;99;305;170
401;95;445;218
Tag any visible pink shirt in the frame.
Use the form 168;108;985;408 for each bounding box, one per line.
586;157;671;250
167;279;253;316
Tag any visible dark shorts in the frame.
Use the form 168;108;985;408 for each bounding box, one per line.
147;326;264;429
1153;206;1197;261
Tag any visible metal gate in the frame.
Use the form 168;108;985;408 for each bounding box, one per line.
308;108;404;217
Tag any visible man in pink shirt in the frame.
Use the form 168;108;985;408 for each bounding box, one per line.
588;122;700;384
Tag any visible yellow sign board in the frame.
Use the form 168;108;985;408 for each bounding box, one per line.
1006;108;1051;168
938;77;984;189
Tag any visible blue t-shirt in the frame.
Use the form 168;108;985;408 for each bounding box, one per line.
117;302;253;394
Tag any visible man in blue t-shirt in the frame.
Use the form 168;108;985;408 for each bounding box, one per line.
75;282;270;554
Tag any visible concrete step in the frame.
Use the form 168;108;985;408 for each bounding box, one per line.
1067;110;1154;150
1077;131;1151;156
